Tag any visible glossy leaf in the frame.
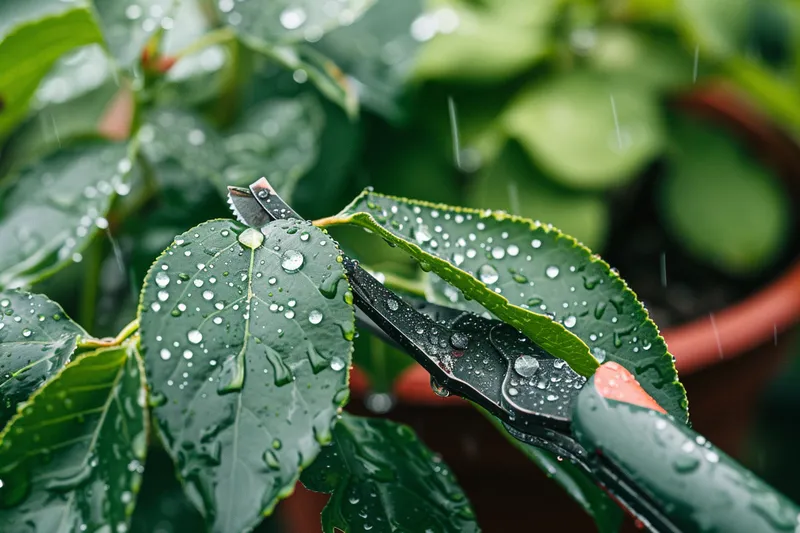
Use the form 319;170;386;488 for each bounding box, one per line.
503;70;664;190
466;142;609;251
92;0;176;67
138;218;354;533
0;6;102;140
301;413;479;533
676;0;750;57
0;141;138;288
33;44;113;108
218;0;375;46
659;115;790;275
0;290;88;430
327;191;598;378
0;343;148;532
222;93;324;195
414;0;558;82
313;0;424;118
327;190;689;421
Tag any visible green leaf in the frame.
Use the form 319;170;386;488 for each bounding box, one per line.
414;0;558;82
218;0;376;46
33;44;114;108
0;290;88;430
329;190;688;421
0;343;148;532
503;70;665;190
138;218;355;533
223;93;324;195
466;142;610;251
0;7;103;141
313;0;424;119
92;0;176;67
0;141;139;289
676;0;751;57
659;114;790;275
301;413;479;533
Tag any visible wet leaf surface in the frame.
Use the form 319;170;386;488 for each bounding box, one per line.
92;0;176;67
0;290;87;430
503;70;664;189
0;141;139;288
0;6;102;141
302;413;479;533
217;0;375;47
138;218;354;533
331;190;688;422
0;343;148;532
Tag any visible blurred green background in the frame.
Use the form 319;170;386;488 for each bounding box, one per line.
2;0;800;531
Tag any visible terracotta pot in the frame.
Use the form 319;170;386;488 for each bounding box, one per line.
278;86;800;532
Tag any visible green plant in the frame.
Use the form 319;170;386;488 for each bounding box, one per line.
0;0;795;532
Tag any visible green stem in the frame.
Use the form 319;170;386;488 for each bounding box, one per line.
79;318;140;349
173;26;237;60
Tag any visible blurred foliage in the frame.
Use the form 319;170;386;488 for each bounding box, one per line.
1;0;799;530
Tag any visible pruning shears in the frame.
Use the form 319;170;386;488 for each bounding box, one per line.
228;178;800;533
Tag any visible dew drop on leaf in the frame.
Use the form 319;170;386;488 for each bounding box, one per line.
187;330;203;344
546;266;560;279
238;228;264;249
478;264;499;285
308;310;323;324
514;355;540;378
330;357;345;371
155;271;170;288
281;250;305;273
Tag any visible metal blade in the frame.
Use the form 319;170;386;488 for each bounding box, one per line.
226;185;272;227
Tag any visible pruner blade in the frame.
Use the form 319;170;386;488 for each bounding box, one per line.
226;184;271;227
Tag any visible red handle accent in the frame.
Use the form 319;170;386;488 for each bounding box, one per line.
593;362;666;414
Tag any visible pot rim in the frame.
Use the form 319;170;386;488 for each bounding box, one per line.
349;84;800;405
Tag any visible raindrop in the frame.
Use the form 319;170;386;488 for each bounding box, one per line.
546;266;560;279
563;315;577;328
202;291;214;301
531;239;542;249
491;247;505;259
160;349;171;361
281;250;305;273
387;299;399;311
183;350;193;360
330;357;345;371
514;355;540;378
280;6;307;29
187;330;203;344
155;271;170;288
478;264;499;285
158;291;169;302
449;332;469;350
238;228;264;249
21;328;32;338
507;244;519;257
285;310;295;319
309;310;323;325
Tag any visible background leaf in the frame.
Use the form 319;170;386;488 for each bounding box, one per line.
92;0;176;67
218;0;376;46
301;413;480;533
138;218;354;533
329;190;599;377
659;115;790;275
503;70;664;189
0;343;148;533
0;289;87;430
0;141;138;288
0;7;103;141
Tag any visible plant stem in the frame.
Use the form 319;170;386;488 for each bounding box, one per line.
79;318;140;349
173;27;237;60
313;215;350;228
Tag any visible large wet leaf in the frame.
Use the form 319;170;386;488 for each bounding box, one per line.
503;70;664;190
138;218;354;533
0;6;102;140
0;290;88;430
0;141;139;288
327;190;688;421
218;0;375;46
301;413;479;533
659;115;790;275
92;0;176;67
326;192;598;378
313;0;424;118
0;343;148;532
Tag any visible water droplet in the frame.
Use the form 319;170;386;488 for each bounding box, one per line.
387;299;399;311
478;264;499;285
285;310;295;319
238;228;264;249
160;349;171;361
330;357;345;371
507;244;519;257
546;266;560;279
449;332;469;350
430;376;450;397
150;302;161;312
531;239;542;249
187;330;203;344
203;290;214;300
491;247;505;259
281;250;305;273
280;6;307;29
155;271;170;288
21;328;32;338
508;387;519;396
158;291;169;302
308;310;323;325
563;315;577;328
263;450;280;469
514;355;540;378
